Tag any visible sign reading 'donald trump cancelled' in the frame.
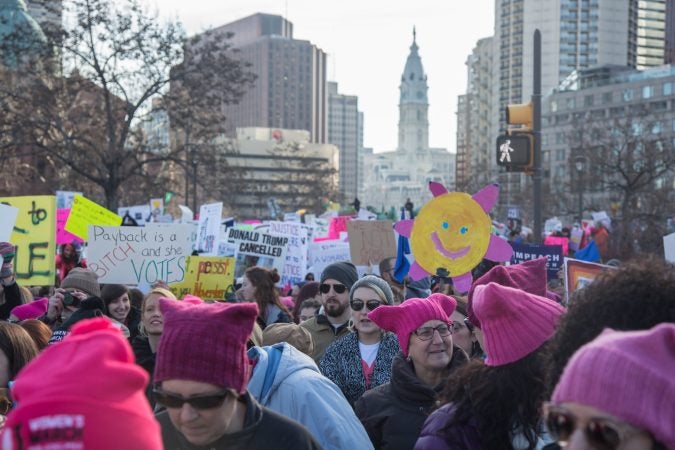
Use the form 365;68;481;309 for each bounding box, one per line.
228;227;288;279
0;196;56;285
87;224;193;285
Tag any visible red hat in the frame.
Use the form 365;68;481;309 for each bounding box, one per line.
154;298;258;394
1;318;162;450
472;282;564;366
367;293;456;356
467;258;550;329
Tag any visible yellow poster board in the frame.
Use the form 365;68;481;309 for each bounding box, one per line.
0;195;56;286
170;256;235;301
65;195;122;240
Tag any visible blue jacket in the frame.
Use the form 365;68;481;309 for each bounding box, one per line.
248;343;373;450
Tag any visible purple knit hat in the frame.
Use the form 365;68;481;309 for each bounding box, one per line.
154;298;258;393
11;298;48;321
467;258;554;329
367;293;456;356
472;282;564;366
553;324;675;449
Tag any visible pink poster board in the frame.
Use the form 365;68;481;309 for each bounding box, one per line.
56;209;84;245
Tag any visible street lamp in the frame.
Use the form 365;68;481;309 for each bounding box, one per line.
574;155;586;223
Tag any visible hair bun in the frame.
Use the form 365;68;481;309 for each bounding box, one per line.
269;268;280;284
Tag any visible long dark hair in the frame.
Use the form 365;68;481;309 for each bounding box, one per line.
0;323;39;383
436;347;548;450
245;267;289;319
100;284;129;318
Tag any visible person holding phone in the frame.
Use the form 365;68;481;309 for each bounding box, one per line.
39;268;101;330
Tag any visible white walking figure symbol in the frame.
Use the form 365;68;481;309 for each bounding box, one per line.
500;139;514;162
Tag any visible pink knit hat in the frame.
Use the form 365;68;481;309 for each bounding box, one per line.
468;258;551;329
553;324;675;449
10;298;48;321
367;293;456;356
472;282;564;366
155;298;258;393
1;318;162;450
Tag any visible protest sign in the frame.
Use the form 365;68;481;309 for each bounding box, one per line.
543;235;569;256
56;209;84;245
118;205;151;226
283;212;301;223
664;232;675;263
510;242;564;280
347;220;396;266
228;227;288;278
170;256;235;300
0;203;19;242
0;196;56;285
196;202;223;255
564;257;616;304
87;224;192;285
265;221;310;287
308;240;351;277
55;191;82;209
65;195;122;240
306;215;329;240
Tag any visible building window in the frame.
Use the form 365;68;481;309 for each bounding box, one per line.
602;92;612;104
664;82;673;96
556;148;566;161
622;89;633;102
566;97;576;109
642;85;653;99
550;100;558;112
584;95;594;107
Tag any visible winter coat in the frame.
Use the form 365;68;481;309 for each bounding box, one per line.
156;391;322;450
355;349;468;450
124;307;142;341
131;335;156;408
0;281;24;321
415;403;558;450
257;304;291;329
248;343;372;450
320;331;400;406
300;313;351;363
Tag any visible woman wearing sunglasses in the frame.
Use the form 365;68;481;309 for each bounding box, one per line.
415;282;564;450
548;323;674;450
354;293;467;450
319;276;401;406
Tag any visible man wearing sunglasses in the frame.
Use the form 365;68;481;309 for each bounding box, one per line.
301;261;359;363
154;298;321;450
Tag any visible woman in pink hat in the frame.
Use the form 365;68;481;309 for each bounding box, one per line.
415;282;565;450
354;293;468;450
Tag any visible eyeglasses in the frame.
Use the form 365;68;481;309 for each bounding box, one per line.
413;323;452;340
350;299;382;312
545;403;645;449
320;283;347;294
153;388;231;410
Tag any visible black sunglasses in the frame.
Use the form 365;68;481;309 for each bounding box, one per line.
545;404;644;449
350;299;382;312
320;283;347;294
153;389;231;410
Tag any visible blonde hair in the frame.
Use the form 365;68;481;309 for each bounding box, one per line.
138;288;177;336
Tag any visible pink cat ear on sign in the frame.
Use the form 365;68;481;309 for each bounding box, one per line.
472;183;500;213
394;220;415;238
484;235;514;262
429;181;448;197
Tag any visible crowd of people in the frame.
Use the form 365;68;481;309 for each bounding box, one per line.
0;238;672;450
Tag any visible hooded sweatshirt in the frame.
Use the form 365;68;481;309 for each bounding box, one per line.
248;343;373;450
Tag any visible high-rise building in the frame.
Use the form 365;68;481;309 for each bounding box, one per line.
327;81;362;203
663;0;674;64
199;13;327;143
629;0;668;69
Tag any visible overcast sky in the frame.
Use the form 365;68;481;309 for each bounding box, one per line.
146;0;494;153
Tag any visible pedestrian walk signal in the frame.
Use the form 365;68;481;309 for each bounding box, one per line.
496;134;533;169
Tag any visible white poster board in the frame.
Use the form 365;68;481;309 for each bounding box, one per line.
266;221;310;287
308;240;351;278
228;228;288;279
0;203;19;241
196;202;223;255
664;232;675;263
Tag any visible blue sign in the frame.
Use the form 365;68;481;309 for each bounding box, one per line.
509;242;564;280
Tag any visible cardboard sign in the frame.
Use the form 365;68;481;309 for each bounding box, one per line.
56;209;84;245
196;202;223;255
87;224;192;285
308;240;351;277
510;242;564;280
347;220;396;266
564;257;616;304
228;227;288;279
170;256;235;300
0;196;56;285
664;232;675;263
0;203;19;241
65;195;122;240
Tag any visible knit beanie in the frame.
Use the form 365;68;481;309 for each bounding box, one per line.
320;261;359;289
1;318;162;450
155;298;258;393
0;242;15;279
553;324;675;449
467;258;549;329
60;268;101;297
472;282;564;366
262;323;314;356
11;298;48;321
350;275;394;305
367;293;456;356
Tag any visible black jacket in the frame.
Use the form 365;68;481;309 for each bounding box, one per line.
354;349;468;450
156;391;323;450
0;281;24;321
131;335;156;408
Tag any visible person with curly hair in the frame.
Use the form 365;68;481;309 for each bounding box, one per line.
544;256;675;395
415;282;564;450
240;266;291;329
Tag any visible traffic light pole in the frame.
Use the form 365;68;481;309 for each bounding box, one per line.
532;29;542;244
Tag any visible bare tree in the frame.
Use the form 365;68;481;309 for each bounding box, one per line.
0;0;255;209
